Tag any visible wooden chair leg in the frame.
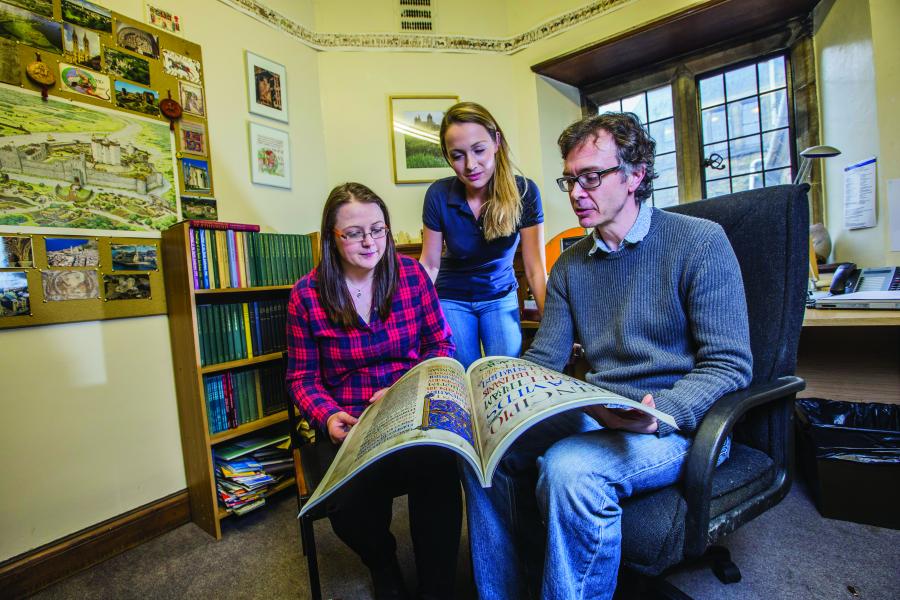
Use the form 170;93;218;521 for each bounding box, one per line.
301;514;321;600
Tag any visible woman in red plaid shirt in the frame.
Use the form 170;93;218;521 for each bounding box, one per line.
286;182;461;600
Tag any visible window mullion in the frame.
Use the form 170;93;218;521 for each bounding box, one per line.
672;66;702;203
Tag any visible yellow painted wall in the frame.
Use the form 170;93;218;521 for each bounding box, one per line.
0;318;183;560
317;50;519;238
814;0;899;266
869;0;900;266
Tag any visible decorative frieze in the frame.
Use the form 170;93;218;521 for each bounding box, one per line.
219;0;632;54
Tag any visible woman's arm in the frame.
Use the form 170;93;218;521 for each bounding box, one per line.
419;226;443;283
285;286;343;433
414;261;455;359
520;223;548;317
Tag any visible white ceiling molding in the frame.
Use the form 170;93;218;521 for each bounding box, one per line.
218;0;634;54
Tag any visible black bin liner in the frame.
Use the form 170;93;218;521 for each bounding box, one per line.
795;398;900;463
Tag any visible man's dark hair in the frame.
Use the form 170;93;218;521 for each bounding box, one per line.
557;112;658;203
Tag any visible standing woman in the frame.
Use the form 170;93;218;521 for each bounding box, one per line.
420;102;547;369
287;182;461;600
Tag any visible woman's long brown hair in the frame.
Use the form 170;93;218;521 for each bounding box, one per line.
317;182;399;328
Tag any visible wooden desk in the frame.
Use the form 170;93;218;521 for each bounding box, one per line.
803;308;900;327
797;308;900;405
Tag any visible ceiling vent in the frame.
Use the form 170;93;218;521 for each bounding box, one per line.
398;0;436;33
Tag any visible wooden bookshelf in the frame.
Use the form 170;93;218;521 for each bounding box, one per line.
200;351;286;375
208;410;290;444
161;221;319;538
194;284;294;295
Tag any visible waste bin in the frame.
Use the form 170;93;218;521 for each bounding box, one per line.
795;398;900;529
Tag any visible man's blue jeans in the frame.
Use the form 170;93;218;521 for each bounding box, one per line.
440;289;521;369
462;410;720;600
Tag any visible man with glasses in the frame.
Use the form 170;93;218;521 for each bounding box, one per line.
465;113;752;600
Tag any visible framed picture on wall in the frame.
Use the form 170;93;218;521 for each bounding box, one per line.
248;121;291;189
389;95;458;184
245;51;288;123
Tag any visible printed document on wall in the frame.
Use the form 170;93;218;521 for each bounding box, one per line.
843;157;877;230
888;179;900;252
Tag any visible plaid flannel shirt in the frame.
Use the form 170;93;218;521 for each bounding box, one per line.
286;254;454;430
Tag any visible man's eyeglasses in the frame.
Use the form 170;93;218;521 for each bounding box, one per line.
334;225;389;243
556;165;621;192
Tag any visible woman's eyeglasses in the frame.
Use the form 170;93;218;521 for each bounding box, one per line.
334;225;389;243
556;164;621;192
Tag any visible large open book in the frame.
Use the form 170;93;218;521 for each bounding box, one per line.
298;356;677;516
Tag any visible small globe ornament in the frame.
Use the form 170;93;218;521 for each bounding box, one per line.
810;222;832;264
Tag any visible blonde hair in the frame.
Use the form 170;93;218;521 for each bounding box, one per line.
440;102;522;240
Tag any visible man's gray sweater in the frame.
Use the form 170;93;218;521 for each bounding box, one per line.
524;208;753;436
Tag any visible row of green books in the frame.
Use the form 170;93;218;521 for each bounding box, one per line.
197;299;287;366
189;224;315;290
203;363;288;434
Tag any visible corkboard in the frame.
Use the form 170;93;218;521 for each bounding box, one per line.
0;232;166;329
1;0;212;225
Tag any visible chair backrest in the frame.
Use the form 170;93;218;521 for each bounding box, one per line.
545;226;589;272
665;184;810;384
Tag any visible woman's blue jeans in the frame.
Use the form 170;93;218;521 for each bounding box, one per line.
440;289;521;369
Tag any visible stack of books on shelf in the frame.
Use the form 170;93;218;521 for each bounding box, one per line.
214;434;292;515
188;220;315;289
203;363;289;434
197;299;288;365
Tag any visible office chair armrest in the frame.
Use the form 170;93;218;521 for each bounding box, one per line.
681;375;805;557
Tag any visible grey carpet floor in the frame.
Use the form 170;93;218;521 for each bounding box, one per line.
31;480;900;599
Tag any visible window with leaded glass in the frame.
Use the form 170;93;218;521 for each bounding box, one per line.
699;55;794;198
597;85;679;208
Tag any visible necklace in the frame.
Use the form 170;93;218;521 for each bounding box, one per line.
346;278;370;299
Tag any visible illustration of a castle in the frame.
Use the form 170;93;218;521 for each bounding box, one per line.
413;113;439;131
0;137;165;196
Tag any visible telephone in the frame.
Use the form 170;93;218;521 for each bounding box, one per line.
829;265;900;295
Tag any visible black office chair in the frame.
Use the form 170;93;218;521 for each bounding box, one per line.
616;184;809;598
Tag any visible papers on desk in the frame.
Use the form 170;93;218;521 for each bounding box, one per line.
815;291;900;310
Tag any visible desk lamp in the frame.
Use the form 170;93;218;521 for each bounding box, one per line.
794;145;841;291
793;145;842;185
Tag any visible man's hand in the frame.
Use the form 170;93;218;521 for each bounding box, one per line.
326;411;358;443
368;388;389;404
586;393;659;434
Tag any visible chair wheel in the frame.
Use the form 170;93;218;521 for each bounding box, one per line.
712;559;742;584
706;545;730;560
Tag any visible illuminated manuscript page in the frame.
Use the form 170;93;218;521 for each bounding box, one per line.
300;357;479;516
467;356;677;486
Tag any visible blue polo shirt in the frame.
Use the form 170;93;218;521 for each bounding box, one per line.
422;175;543;301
